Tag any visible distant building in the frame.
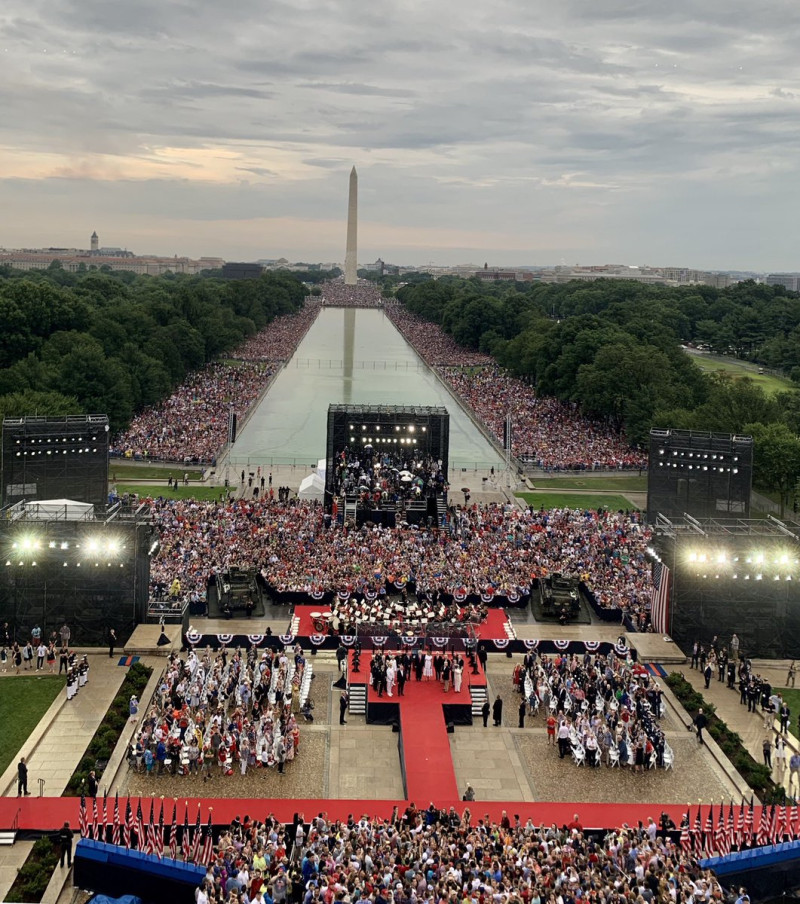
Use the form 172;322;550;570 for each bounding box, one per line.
766;273;800;292
222;262;264;280
90;231;99;253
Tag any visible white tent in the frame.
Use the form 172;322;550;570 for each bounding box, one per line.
19;499;95;521
298;473;325;501
316;458;327;479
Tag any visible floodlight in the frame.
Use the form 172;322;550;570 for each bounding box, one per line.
86;539;99;554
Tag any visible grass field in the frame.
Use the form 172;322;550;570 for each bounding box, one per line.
775;687;800;742
529;476;647;491
109;464;205;481
516;492;638;510
690;355;793;396
0;675;64;775
113;483;227;502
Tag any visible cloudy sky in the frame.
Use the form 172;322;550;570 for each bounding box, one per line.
2;0;800;269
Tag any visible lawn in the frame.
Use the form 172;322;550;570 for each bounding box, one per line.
0;676;64;775
529;475;648;491
516;492;639;511
113;483;228;502
108;464;205;481
689;354;793;396
776;687;800;742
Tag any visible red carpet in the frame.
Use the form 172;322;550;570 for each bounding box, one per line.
0;796;724;832
295;605;512;640
362;654;486;803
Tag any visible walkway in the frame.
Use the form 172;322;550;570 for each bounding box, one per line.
678;660;798;797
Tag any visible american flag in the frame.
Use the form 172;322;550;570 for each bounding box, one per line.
136;799;145;850
650;559;671;634
191;805;202;862
123;798;133;848
745;798;754;847
757;805;770;846
692;807;703;854
101;792;108;844
680;809;691;852
735;799;745;849
704;805;714;857
92;797;99;841
200;812;214;867
790;802;798;841
79;794;87;838
112;793;120;847
146;799;157;856
169;804;178;861
182;805;191;861
726;801;735;855
715;804;727;857
157;801;165;859
771;805;781;845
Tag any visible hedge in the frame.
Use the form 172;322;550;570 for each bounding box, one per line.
666;672;782;801
63;661;152;796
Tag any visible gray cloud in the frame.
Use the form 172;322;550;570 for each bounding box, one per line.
2;0;800;268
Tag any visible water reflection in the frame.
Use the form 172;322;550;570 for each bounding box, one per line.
229;308;503;469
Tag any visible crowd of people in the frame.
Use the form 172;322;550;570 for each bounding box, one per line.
233;303;320;361
131;646;303;778
385;305;494;367
194;808;724;904
112;303;320;464
321;281;383;307
384;305;645;471
514;651;669;770
146;498;654;622
439;367;647;472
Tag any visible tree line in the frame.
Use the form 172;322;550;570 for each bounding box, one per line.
396;276;800;514
0;266;308;431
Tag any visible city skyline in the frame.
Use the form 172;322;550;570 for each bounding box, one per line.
3;1;800;269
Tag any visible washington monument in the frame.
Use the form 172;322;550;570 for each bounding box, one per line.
344;166;358;285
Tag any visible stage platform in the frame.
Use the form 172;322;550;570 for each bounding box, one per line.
352;652;487;802
0;795;750;834
293;605;514;643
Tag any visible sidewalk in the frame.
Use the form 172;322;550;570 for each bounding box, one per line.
679;662;797;797
0;654;153;798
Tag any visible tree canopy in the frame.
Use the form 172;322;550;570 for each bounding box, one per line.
0;267;308;431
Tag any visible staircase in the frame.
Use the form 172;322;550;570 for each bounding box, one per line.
0;830;16;846
348;683;367;716
469;685;487;719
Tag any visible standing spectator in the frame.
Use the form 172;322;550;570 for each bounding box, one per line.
788;661;797;687
763;735;772;769
17;757;29;796
36;642;46;671
518;699;526;728
703;661;712;689
129;695;139;723
108;628;117;659
339;690;348;726
730;633;739;661
57;822;73;868
694;708;708;744
492;695;503;727
789;750;800;792
481;699;490;727
780;701;791;734
87;770;98;798
59;623;71;648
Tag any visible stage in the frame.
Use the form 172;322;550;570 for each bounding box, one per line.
0;795;747;834
293;604;515;643
351;652;487;802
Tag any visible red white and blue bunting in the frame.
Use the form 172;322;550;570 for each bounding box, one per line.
246;635;265;645
309;634;327;646
216;634;234;646
522;639;539;650
279;634;296;645
493;638;510;649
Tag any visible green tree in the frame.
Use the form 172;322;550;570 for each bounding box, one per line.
745;422;800;517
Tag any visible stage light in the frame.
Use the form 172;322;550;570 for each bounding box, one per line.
362;426;366;431
756;573;763;581
409;425;415;433
61;542;69;550
396;426;400;432
732;574;738;579
716;552;726;564
86;539;99;554
689;551;698;562
422;427;426;432
106;540;120;555
4;561;8;567
780;554;789;565
376;426;380;431
48;541;56;549
755;553;765;565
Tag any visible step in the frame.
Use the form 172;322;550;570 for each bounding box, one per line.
348;684;367;715
0;830;16;845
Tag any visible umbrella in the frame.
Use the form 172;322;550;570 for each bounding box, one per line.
401;475;413;482
461;487;471;493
